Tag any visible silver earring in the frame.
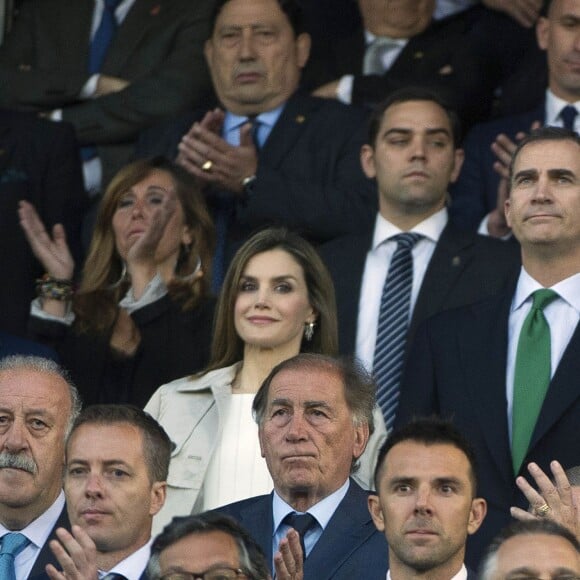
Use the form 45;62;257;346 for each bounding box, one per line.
173;255;202;283
304;321;315;341
108;262;127;289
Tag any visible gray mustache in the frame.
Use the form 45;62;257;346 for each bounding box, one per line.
0;453;38;474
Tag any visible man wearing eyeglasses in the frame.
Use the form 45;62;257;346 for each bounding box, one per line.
147;511;295;580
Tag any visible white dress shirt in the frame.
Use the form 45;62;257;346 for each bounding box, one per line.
386;563;467;580
272;479;350;567
356;208;448;371
505;268;580;438
98;538;152;579
0;491;65;580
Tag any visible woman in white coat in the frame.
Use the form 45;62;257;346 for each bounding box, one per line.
146;228;386;533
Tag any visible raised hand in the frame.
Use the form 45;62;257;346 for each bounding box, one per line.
274;528;304;580
177;108;258;194
45;525;99;580
511;460;579;541
18;200;74;281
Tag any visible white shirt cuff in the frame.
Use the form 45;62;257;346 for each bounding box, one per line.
336;75;354;104
80;74;100;99
30;297;75;325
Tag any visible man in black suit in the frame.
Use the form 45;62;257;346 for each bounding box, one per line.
305;0;491;128
369;418;487;580
319;88;519;430
47;405;171;579
217;354;388;580
450;0;580;233
0;355;81;580
396;127;580;567
0;0;214;192
0;111;86;337
136;0;376;287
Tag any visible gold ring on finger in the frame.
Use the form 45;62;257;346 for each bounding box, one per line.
201;160;213;172
536;503;551;517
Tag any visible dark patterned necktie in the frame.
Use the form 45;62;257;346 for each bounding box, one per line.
283;512;317;560
373;232;423;431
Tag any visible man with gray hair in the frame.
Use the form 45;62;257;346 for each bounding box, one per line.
147;512;270;580
478;519;580;580
0;355;81;580
218;353;388;579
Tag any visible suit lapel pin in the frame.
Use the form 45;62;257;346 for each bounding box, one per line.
452;256;461;267
295;115;305;124
413;51;424;60
150;4;161;15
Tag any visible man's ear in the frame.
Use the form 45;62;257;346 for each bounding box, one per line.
150;481;167;516
360;144;377;179
467;497;487;535
368;494;385;532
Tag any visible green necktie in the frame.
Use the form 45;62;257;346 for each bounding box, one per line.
512;289;559;474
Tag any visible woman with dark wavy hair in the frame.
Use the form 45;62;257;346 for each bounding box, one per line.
20;156;215;407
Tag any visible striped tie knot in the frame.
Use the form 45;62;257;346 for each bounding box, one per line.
391;232;423;250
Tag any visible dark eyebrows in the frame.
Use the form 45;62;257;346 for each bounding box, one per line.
382;127;451;139
548;168;577;180
513;168;538;182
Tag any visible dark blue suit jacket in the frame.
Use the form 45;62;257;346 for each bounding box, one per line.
0;331;58;362
28;506;69;580
136;93;377;252
319;222;520;359
396;284;580;568
449;103;545;231
217;479;388;580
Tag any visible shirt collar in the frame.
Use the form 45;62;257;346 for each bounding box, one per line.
364;29;408;47
100;538;152;580
387;563;467;580
0;490;65;549
545;89;580;127
223;103;286;136
272;479;350;535
372;207;448;251
512;267;580;313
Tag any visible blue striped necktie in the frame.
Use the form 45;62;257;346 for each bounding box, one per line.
560;105;578;131
373;232;423;431
0;533;30;580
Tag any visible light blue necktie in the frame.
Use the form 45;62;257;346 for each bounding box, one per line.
373;233;423;431
0;533;30;580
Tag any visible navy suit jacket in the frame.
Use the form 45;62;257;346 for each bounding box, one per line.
319;222;520;359
449;103;545;231
0;331;58;361
217;480;388;580
396;284;580;568
28;506;69;580
136;93;377;254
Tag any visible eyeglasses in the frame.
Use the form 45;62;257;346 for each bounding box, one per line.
160;568;248;580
